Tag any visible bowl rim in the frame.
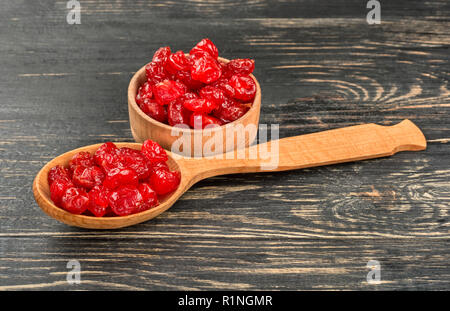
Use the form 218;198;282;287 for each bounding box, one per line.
127;56;261;134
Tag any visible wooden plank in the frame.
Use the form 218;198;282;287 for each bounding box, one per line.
0;0;448;290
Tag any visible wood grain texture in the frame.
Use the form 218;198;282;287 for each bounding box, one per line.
0;0;449;290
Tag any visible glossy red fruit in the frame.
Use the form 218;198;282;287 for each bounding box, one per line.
219;61;227;73
94;142;118;167
72;165;105;190
153;80;187;105
224;59;255;77
48;165;71;186
103;167;139;190
140;98;168;123
141;140;168;164
108;185;144;216
88;186;110;217
145;62;167;85
152;46;171;65
198;85;226;106
137;183;158;212
165;50;190;74
68;152;95;172
99;153;123;174
50;178;74;205
61;187;89;215
213;97;250;123
174;70;204;90
182;98;217;114
190;55;222;84
116;147;152;180
150;161;170;173
190;113;222;129
168;99;192;127
190;38;218;59
149;169;181;195
228;75;257;102
212;77;235;98
135;81;153;106
181;92;199;101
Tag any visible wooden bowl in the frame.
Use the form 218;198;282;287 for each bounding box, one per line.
127;57;261;157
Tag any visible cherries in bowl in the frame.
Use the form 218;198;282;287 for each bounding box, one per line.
128;38;261;157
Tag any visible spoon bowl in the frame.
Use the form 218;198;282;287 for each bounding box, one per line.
33;143;187;229
33;119;426;229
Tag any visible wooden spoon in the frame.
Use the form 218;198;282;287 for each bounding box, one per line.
33;119;426;229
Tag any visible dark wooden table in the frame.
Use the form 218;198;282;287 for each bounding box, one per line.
0;0;448;290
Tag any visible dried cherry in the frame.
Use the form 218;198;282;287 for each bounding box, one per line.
48;140;180;217
149;169;181;195
140;99;168;123
190;55;222;84
141;140;168;164
108;185;143;216
228;75;257;102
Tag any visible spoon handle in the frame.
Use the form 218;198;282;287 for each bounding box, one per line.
182;119;426;181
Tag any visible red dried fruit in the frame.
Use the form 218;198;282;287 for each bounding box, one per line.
190;38;218;59
137;39;256;127
224;59;255;77
149;169;181;195
182;98;217;114
136;81;153;105
48;165;71;186
88;186;110;217
174;70;204;90
153;80;187;105
72;165;105;190
68;152;95;172
50;178;74;205
103;167;139;190
213;97;249;123
48;139;180;217
198;85;226;106
190;55;222;84
181;92;199;101
140;99;168;123
152;46;171;65
116;147;152;180
108;185;144;216
145;62;167;85
190;113;222;129
228;75;257;102
151;161;170;173
99;153;123;174
165;50;190;74
137;183;158;212
212;77;235;98
141;140;168;164
61;187;89;215
168;99;192;127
